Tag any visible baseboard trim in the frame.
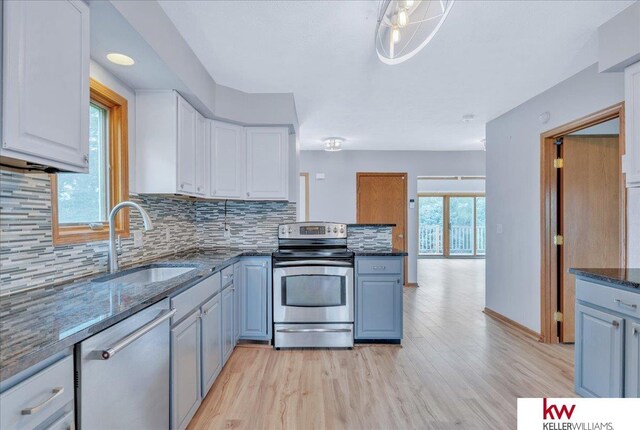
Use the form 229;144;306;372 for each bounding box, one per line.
483;307;540;340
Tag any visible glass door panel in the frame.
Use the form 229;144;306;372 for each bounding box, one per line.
418;196;444;255
475;197;486;256
449;197;474;256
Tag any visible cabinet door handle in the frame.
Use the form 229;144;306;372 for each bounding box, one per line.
180;183;185;189
634;327;639;336
612;320;620;328
247;192;250;197
372;265;386;270
614;299;637;310
21;387;64;415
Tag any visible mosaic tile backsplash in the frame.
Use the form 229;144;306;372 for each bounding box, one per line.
0;170;295;292
347;225;393;250
196;200;296;249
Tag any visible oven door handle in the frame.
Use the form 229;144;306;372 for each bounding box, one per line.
276;328;352;333
273;260;353;267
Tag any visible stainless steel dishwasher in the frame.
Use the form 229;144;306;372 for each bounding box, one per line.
76;299;175;429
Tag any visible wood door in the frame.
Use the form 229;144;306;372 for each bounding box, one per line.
356;173;408;284
561;135;622;343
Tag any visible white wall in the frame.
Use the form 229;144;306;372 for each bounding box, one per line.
485;64;636;333
89;60;137;192
299;150;486;283
417;178;485;193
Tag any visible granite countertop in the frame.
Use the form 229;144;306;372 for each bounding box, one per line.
0;248;274;382
351;248;408;256
569;268;640;290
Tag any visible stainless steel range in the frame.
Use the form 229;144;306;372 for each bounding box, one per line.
273;222;354;348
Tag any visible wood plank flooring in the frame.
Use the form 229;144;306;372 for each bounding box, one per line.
188;259;574;430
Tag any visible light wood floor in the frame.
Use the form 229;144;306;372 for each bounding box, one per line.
188;259;574;430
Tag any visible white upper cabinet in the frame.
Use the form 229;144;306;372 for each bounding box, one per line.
1;0;89;172
177;95;197;194
246;127;289;200
194;113;207;196
209;121;245;199
136;90;202;196
625;62;640;188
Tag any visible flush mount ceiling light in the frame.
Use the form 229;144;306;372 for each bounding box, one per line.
462;114;476;123
324;138;344;152
106;52;135;66
375;0;455;65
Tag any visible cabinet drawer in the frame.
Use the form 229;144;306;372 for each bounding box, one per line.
576;279;640;319
172;272;221;323
0;356;74;430
221;265;234;287
357;257;403;275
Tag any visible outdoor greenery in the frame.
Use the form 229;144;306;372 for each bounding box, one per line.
57;104;108;224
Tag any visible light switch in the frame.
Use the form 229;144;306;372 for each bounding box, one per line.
496;224;503;234
315;173;326;180
409;199;415;209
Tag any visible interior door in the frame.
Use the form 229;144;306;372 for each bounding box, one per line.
357;173;407;284
561;135;622;343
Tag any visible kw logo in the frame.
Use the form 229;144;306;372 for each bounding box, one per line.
543;398;576;420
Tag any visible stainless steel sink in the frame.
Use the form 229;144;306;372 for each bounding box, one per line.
96;267;195;284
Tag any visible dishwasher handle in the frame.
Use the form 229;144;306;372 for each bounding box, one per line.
100;308;176;360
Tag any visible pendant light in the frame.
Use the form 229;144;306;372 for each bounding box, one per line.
375;0;455;65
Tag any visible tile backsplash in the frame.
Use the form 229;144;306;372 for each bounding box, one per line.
196;200;296;249
0;170;295;292
347;225;393;250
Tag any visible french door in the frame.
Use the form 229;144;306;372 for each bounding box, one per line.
418;194;485;257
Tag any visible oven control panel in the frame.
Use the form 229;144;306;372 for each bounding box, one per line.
278;222;347;239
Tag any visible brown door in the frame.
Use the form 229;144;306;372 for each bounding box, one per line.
560;135;622;343
356;173;408;284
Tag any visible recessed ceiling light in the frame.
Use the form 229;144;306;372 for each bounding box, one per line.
106;53;135;66
324;138;344;152
462;114;476;123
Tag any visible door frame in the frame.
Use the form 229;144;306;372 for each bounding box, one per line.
299;172;309;221
540;102;626;344
417;193;486;258
356;172;408;285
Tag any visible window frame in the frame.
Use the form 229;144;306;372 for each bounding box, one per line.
51;78;129;245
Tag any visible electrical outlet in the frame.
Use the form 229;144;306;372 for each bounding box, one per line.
165;229;170;242
224;227;231;239
133;231;143;247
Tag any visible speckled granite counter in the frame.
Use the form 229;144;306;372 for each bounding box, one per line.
351;248;408;256
569;268;640;291
0;248;274;382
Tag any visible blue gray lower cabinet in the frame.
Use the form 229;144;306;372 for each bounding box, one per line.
575;277;640;398
239;257;272;341
222;284;235;364
200;294;222;397
355;257;403;341
234;262;241;343
575;303;624;397
171;310;201;430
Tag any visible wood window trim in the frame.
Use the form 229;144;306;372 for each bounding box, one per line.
300;172;309;221
51;78;129;245
539;102;626;344
417;193;486;258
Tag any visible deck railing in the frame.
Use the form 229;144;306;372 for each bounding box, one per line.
419;225;486;255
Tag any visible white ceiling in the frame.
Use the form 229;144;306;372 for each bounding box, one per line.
159;0;633;151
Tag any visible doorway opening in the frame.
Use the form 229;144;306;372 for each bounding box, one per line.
540;103;626;344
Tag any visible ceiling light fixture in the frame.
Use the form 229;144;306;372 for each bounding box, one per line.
106;52;135;66
324;138;344;152
462;114;476;123
375;0;455;65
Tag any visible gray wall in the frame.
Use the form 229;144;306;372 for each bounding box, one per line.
485;63;639;333
299;150;486;283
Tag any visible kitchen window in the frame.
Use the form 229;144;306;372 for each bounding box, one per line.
51;78;129;245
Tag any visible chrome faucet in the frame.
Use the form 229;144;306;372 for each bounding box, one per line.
108;201;154;273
